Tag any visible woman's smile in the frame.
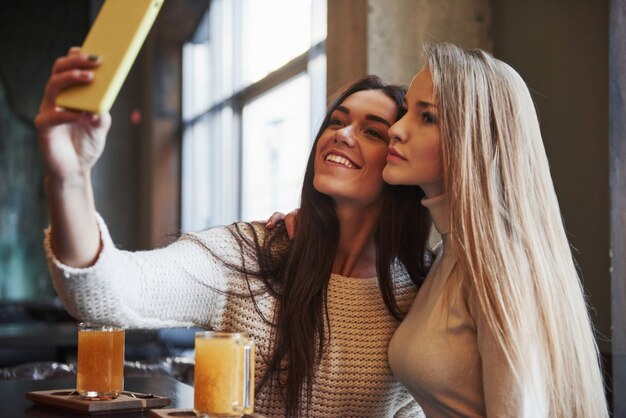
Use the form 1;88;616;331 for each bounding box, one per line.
324;150;361;169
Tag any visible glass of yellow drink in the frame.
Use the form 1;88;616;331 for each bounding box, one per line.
76;323;125;400
194;331;255;417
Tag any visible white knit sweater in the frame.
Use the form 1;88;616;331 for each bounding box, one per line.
45;214;424;417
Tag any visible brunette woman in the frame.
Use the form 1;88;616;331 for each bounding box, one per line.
36;48;431;417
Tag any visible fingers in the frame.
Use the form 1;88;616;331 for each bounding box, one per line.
53;49;100;74
265;210;299;239
39;49;101;111
86;111;111;129
284;209;299;239
35;108;109;133
35;109;86;132
265;212;287;229
41;70;95;111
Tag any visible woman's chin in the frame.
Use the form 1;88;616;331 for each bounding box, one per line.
382;166;403;185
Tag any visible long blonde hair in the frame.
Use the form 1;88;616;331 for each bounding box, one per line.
426;43;608;417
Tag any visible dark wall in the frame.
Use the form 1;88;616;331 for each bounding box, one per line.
0;0;143;300
0;1;89;300
492;0;611;354
610;0;625;415
0;82;51;299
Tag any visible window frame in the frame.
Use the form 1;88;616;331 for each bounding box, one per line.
181;0;327;231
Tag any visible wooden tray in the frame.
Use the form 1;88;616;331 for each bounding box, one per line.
150;409;264;418
149;409;195;417
26;389;171;415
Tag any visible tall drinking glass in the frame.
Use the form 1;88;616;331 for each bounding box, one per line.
76;323;125;400
194;331;255;417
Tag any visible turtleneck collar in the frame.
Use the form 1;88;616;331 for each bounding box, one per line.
421;194;450;235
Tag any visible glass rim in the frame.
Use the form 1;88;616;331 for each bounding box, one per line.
78;322;125;332
195;330;250;339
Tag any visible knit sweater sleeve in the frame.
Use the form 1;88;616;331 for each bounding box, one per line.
394;398;426;417
44;213;261;329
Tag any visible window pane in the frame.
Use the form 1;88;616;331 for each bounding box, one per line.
182;105;238;231
182;115;211;232
209;0;235;105
183;43;210;121
241;74;311;221
211;106;239;227
241;0;311;84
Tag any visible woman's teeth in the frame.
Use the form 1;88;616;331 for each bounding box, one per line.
325;154;356;169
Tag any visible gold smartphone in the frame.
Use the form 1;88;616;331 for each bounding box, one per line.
56;0;165;114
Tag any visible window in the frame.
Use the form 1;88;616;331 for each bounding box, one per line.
182;0;326;231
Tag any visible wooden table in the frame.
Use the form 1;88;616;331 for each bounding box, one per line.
0;376;193;418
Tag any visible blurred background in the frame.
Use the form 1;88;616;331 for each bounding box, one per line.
0;0;623;414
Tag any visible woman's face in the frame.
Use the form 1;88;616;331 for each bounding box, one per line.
314;89;396;207
383;69;444;197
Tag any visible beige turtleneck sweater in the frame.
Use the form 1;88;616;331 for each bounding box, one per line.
388;195;522;417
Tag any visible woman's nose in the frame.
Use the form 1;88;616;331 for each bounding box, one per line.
388;119;406;143
334;125;356;146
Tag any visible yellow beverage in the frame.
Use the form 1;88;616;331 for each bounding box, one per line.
77;324;125;399
194;332;255;417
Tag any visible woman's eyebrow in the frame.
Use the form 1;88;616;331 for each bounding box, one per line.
335;105;391;127
417;100;436;109
365;114;391;127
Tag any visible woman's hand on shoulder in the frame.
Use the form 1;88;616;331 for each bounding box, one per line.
35;47;111;181
265;209;299;239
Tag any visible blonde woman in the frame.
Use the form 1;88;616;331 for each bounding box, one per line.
384;43;608;417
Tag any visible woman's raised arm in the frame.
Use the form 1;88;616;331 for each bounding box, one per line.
35;47;110;268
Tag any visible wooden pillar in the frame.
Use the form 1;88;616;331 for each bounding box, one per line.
326;0;368;98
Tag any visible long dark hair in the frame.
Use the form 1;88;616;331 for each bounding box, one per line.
208;75;431;416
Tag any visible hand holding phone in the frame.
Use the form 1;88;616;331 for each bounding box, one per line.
36;49;111;180
56;0;165;114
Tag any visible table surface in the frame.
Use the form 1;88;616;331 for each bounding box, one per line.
0;376;194;418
